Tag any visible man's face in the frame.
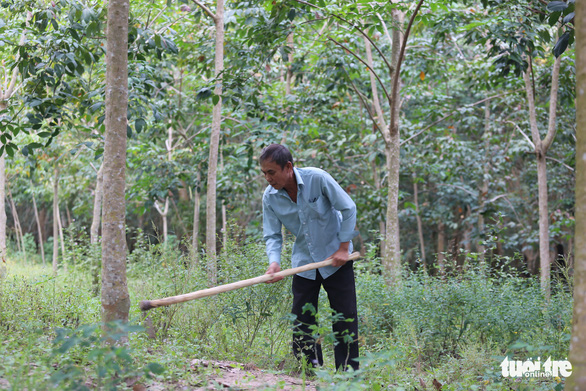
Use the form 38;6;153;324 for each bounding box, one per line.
260;159;293;190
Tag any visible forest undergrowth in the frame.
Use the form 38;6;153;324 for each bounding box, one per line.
0;228;574;390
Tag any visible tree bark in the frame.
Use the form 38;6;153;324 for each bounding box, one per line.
0;154;5;279
204;0;224;284
58;204;65;272
192;171;201;262
8;185;25;262
568;2;586;386
522;55;562;298
91;164;104;245
437;221;446;275
101;0;130;325
52;167;60;275
31;187;46;266
382;8;405;286
154;198;169;245
478;101;491;262
383;134;401;284
413;176;426;269
0;45;19;278
371;159;386;256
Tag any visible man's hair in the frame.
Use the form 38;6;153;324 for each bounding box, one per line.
259;144;294;169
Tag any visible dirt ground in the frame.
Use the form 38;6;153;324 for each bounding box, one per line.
141;359;317;391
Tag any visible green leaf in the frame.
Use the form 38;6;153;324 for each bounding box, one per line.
135;118;146;133
553;31;570;57
82;8;94;22
212;95;220;106
6;143;15;157
196;87;212;100
547;1;568;12
548;11;561;26
563;11;574;24
90;101;104;113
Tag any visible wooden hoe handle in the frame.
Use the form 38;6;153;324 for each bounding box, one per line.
139;252;361;311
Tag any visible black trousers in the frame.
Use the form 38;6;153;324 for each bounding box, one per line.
291;261;359;371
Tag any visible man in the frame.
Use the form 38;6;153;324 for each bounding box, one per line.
260;144;359;371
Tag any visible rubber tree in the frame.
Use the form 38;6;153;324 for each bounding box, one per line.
192;0;225;284
101;0;130;324
568;1;586;388
0;37;21;278
522;54;562;297
309;0;424;284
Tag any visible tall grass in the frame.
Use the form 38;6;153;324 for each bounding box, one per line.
0;230;573;390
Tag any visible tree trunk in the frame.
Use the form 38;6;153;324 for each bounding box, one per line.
31;188;46;266
0;47;18;278
58;204;65;272
101;0;130;325
205;0;225;284
0;154;5;280
192;171;201;262
437;221;446;275
383;135;401;284
413;176;426;269
535;154;550;291
8;185;25;262
52;167;60;275
155;198;169;245
90;164;103;295
381;8;404;285
568;3;586;386
91;165;104;245
477;101;491;262
221;202;227;254
523;55;561;298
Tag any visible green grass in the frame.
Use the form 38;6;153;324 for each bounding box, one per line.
0;237;573;390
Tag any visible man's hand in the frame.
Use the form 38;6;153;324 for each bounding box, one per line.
330;243;350;267
265;262;283;283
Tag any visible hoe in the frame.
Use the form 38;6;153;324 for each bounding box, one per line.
139;252;361;311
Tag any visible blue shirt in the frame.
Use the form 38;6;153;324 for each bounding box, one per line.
262;167;358;280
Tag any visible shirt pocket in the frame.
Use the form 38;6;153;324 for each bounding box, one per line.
307;195;330;216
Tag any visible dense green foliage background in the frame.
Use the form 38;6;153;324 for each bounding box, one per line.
0;0;578;388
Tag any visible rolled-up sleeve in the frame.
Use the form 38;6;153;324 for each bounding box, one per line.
321;173;358;242
263;195;283;265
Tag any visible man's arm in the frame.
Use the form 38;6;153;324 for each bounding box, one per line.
321;172;358;266
263;195;284;283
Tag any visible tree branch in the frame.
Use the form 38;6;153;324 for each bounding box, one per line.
546;156;574;172
328;36;392;105
333;15;394;76
391;0;425;128
288;0;394;75
401;91;522;146
341;65;382;135
507;120;535;150
376;12;393;44
192;0;216;21
543;55;562;153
